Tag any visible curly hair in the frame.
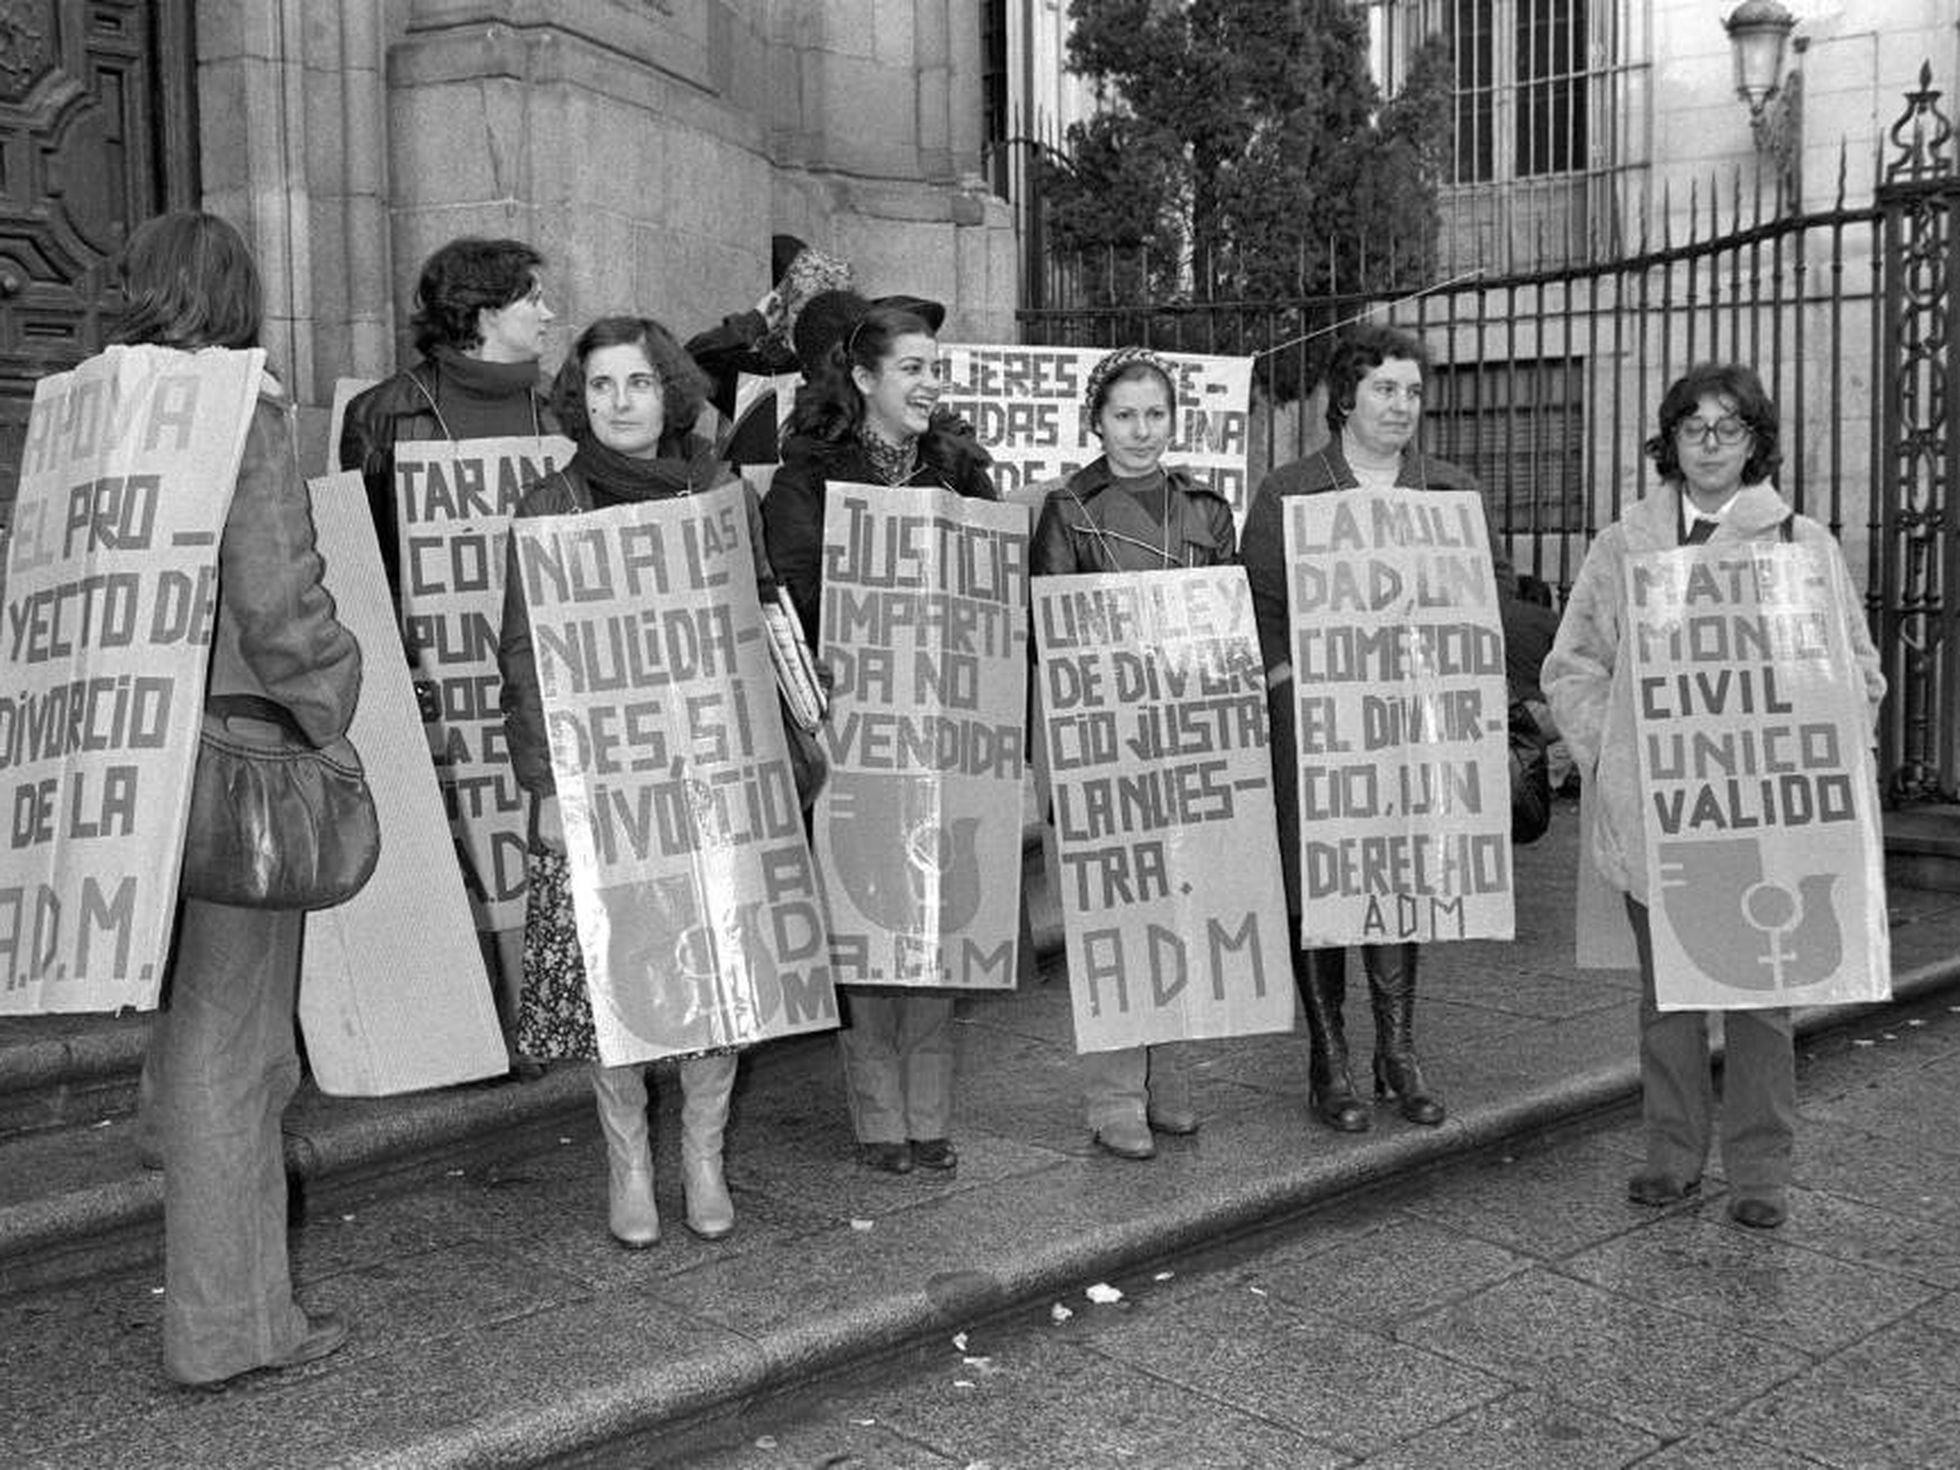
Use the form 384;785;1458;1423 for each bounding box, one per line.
409;238;545;357
550;315;710;444
1324;324;1430;434
113;211;262;350
785;300;939;444
1643;363;1782;487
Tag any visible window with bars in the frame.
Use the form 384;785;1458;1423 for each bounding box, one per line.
1375;0;1594;185
1425;358;1586;533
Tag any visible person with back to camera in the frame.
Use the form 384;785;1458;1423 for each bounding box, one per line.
338;236;559;1075
1029;345;1236;1161
1241;323;1513;1134
498;315;771;1249
125;211;364;1386
1543;363;1883;1230
763;296;995;1175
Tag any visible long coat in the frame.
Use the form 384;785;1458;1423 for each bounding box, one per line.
1542;480;1884;902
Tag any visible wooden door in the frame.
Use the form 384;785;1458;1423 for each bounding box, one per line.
0;0;197;514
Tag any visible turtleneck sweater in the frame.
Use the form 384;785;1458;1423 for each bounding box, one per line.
429;346;543;442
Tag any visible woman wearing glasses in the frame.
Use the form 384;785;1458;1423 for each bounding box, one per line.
1543;363;1883;1230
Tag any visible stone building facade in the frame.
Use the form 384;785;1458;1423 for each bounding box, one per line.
0;0;1017;503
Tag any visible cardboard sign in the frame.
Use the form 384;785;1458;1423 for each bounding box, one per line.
512;484;838;1064
394;434;573;934
815;483;1029;990
1283;488;1515;946
0;346;263;1013
1034;567;1294;1052
299;471;507;1094
1627;542;1889;1009
937;345;1254;521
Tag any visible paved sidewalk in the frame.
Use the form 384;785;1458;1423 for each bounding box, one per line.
8;801;1960;1468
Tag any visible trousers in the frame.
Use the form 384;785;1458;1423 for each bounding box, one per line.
838;993;955;1143
1626;896;1796;1196
150;898;310;1384
1081;1044;1190;1130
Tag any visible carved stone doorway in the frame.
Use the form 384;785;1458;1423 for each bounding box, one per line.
0;0;198;514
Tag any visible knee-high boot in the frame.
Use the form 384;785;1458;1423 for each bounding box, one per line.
679;1053;738;1239
1367;945;1444;1125
590;1063;659;1248
1294;947;1368;1132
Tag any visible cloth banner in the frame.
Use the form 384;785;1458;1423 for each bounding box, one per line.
937;345;1255;523
299;470;506;1094
1033;566;1294;1052
512;483;838;1065
1626;541;1889;1009
815;482;1029;990
1283;487;1514;946
0;345;263;1013
394;434;573;934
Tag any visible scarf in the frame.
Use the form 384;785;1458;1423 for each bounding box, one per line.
856;425;919;486
570;436;706;509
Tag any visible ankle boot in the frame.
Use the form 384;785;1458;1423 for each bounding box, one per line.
1293;947;1368;1132
679;1052;738;1239
591;1063;660;1247
1367;945;1444;1125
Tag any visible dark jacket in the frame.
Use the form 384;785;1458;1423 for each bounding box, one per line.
763;424;996;640
1029;457;1236;577
207;378;363;748
684;310;799;424
1240;439;1507;916
497;437;771;800
338;358;556;591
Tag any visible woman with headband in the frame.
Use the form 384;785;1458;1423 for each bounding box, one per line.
1030;346;1235;1159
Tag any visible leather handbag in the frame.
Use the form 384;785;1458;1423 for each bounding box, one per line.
179;694;381;910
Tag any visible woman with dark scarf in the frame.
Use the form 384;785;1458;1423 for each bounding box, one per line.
498;316;768;1248
762;296;995;1174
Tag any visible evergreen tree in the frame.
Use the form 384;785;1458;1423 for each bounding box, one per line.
1042;0;1451;307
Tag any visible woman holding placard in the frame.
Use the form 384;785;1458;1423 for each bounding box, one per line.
1029;346;1237;1160
129;212;364;1385
1243;325;1509;1134
1544;363;1883;1230
498;315;763;1249
764;295;995;1175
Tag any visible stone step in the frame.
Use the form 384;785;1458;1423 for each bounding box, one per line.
1884;806;1960;893
0;834;1064;1294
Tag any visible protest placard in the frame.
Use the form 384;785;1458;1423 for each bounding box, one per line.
0;345;263;1013
512;483;838;1065
1283;487;1514;946
1627;541;1889;1009
815;483;1029;990
395;433;573;936
299;471;507;1094
937;345;1254;522
1034;567;1294;1052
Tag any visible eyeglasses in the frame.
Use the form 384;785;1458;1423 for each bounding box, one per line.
1675;416;1749;447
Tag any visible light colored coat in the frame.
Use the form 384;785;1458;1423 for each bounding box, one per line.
1542;481;1884;902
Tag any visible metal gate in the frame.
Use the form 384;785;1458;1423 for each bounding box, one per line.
1010;70;1960;803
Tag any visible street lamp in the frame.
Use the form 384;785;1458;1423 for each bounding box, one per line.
1724;0;1806;198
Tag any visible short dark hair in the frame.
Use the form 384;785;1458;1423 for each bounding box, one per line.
786;300;938;444
550;315;710;444
113;211;262;350
1325;324;1430;433
1644;363;1782;486
410;237;544;357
